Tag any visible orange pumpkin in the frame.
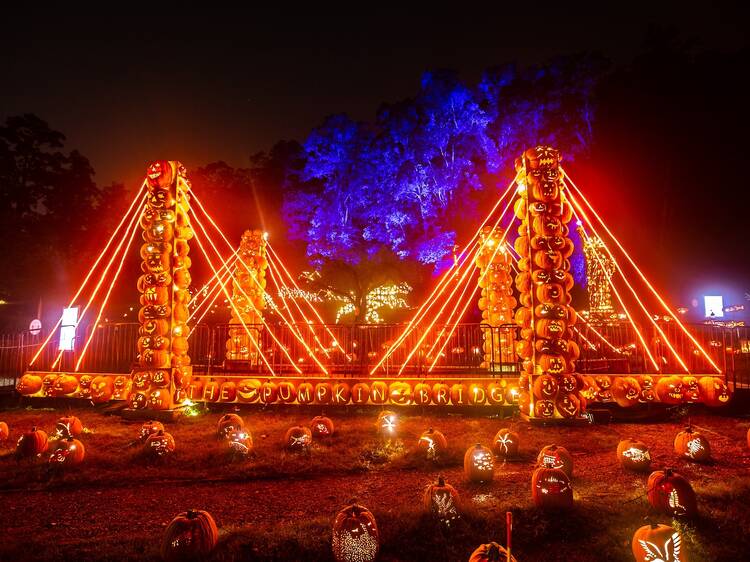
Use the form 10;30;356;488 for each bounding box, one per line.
260;381;279;404
332;503;379;562
423;475;460;524
139;420;165;441
537;444;573;477
631;523;686;562
160;509;218;562
697;376;730;407
16;374;43;395
655;375;684;404
531;465;573;509
492;428;519;458
311;415;334;438
145;430;175;457
331;382;351;405
417;427;447;460
432;382;450;406
284;426;312;451
647;469;697;517
674;427;711;462
313;382;332;404
0;421;8;442
464;443;494;482
611;376;641;408
217;413;244;439
16;427;48;458
48;437;85;467
469;542;517;562
412;382;432;405
617;439;651;472
55;416;83;438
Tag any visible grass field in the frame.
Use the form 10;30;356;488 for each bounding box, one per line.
1;402;749;561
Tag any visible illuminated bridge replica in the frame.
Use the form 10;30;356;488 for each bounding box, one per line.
9;149;740;421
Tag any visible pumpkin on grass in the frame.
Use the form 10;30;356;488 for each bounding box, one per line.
311;415;334;438
423;475;459;524
531;465;573;509
217;413;244;439
417;427;447;460
537;444;573;477
145;429;175;458
375;410;398;439
332;503;379;562
674;426;711;463
49;437;85;467
284;426;312;451
469;542;517;562
160;509;218;562
492;428;519;458
139;420;165;441
647;469;697;517
16;427;48;459
631;523;687;562
227;429;253;458
55;416;83;439
617;439;652;472
464;443;494;483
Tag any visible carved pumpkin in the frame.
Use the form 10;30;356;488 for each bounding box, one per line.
537;444;573;477
369;381;388;404
469;542;517;562
647;469;697;517
160;509;218;562
145;430;175;457
113;376;131;400
432;382;450;406
631;523;687;562
217;413;244;439
0;421;8;442
531;465;573;509
139;420;165;441
311;415;334;438
16;427;48;458
539;354;567;375
237;379;261;403
492;428;519;458
674;427;711;462
376;410;398;439
533;374;559;399
697;376;730;407
423;475;460;524
655;375;684;404
611;376;642;408
52;374;79;396
55;416;83;438
16;374;43;395
417;427;447;460
464;443;494;482
535;318;566;339
535;283;566;304
284;426;312;451
227;429;253;458
48;437;85;467
350;383;370;405
534;399;555;418
91;376;114;403
617;439;652;472
146;160;175;189
149;388;172;410
412;382;432;405
332;503;379;562
313;382;331;404
556;393;581;418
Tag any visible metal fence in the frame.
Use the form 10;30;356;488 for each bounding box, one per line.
3;321;749;388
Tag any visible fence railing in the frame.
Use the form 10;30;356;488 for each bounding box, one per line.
3;321;749;388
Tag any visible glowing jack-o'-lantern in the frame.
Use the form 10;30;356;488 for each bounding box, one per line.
556;393;581;418
492;428;519;458
655;376;684;404
146;160;175;189
0;421;8;442
16;374;42;395
160;509;218;562
227;429;253;458
145;430;175;458
417;427;447;460
54;416;83;439
539;354;567;375
311;415;334;438
469;542;517;562
113;376;131;400
16;427;48;458
617;439;652;472
674;427;711;463
537;444;573;478
533;374;558;399
697;376;730;407
217;413;244;439
647;469;697;517
48;437;85;467
149;388;172;410
52;374;79;396
284;426;312;451
332;503;379;562
376;410;398;439
139;420;165;441
612;376;642;408
464;443;494;482
531;465;573;509
423;475;460;525
631;523;687;562
534;399;555;418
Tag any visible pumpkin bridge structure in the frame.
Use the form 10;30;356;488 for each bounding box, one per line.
14;150;737;419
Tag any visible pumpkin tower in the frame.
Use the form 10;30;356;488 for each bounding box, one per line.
128;161;193;412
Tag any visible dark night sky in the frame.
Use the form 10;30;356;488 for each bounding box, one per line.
1;7;749;322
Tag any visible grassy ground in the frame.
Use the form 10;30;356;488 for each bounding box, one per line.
0;402;749;561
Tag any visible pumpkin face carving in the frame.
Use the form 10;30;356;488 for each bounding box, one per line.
656;376;684;404
217;413;244;439
16;374;43;395
139;420;165;441
534;399;555;418
332;503;379;562
556;393;580;418
145;430;175;457
698;376;730;407
48;437;85;467
531;465;573;509
537;444;573;477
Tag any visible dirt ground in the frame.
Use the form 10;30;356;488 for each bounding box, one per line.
1;402;749;561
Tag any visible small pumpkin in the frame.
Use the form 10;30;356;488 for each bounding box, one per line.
616;439;651;472
311;415;334;438
423;475;460;524
469;542;517;562
631;523;687;562
139;420;165;441
145;429;175;458
332;503;379;562
464;443;494;483
674;426;711;463
217;413;244;439
647;469;697;517
48;437;85;466
492;428;519;458
16;427;48;458
160;509;219;562
55;416;84;438
531;465;573;509
284;425;312;451
537;444;573;477
417;427;447;460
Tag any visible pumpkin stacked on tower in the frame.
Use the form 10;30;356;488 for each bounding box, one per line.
130;161;193;411
476;226;517;369
513;146;583;420
226;229;268;363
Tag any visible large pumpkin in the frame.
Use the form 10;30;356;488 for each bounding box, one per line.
284;426;312;451
697;376;730;407
332;503;379;562
91;376;114;403
464;443;494;483
674;427;711;463
647;469;697;517
48;437;85;467
631;523;686;562
52;374;79;396
537;444;573;477
423;475;460;524
160;509;219;562
417;427;447;460
611;376;642;408
492;428;519;458
16;427;48;458
55;416;83;438
531;465;573;509
145;430;176;458
16;374;43;395
469;542;517;562
617;439;652;472
311;415;334;438
655;375;684;404
217;413;244;439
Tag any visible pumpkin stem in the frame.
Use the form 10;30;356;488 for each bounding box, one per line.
437;475;445;487
428;427;433;432
664;468;673;477
487;543;502;561
186;509;197;519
